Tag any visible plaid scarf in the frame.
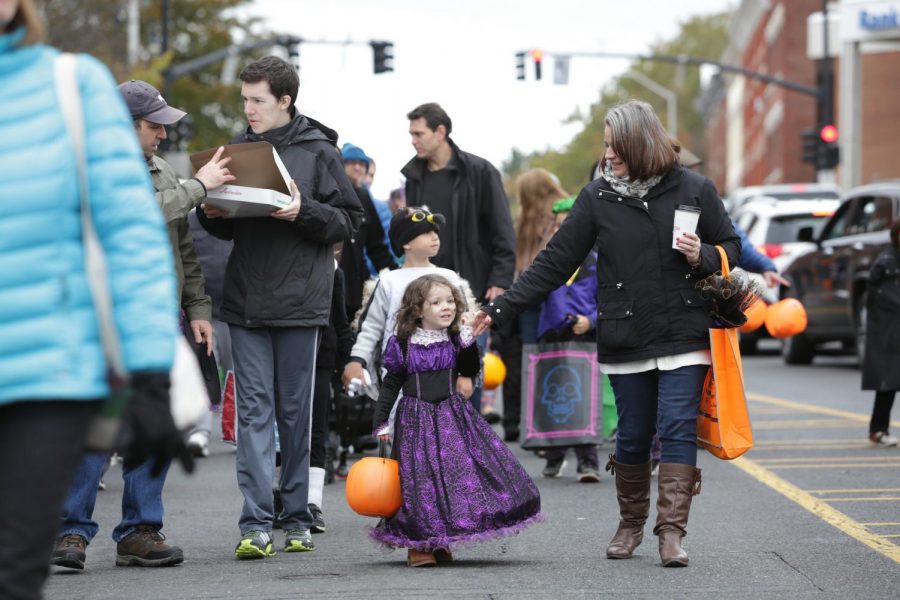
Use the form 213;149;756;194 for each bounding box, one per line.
602;162;662;199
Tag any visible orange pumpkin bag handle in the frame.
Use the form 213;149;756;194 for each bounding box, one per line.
715;245;730;278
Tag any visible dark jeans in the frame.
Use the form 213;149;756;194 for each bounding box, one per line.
608;365;708;466
0;400;96;600
60;453;170;543
870;390;896;433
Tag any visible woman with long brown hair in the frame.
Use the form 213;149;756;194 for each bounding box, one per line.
515;168;569;276
493;169;568;440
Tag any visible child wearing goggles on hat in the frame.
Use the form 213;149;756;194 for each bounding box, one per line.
342;207;477;415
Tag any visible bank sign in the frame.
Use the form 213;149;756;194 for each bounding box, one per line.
842;0;900;41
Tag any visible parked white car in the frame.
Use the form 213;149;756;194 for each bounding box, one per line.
728;182;840;219
735;197;840;354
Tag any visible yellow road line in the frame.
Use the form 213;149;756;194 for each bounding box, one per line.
731;457;900;564
806;488;900;494
882;534;900;538
748;393;900;427
862;522;900;526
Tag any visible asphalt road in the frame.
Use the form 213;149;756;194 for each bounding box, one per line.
44;341;900;599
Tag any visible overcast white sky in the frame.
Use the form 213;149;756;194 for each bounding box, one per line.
237;0;734;198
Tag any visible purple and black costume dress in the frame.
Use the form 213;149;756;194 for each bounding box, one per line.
371;326;543;551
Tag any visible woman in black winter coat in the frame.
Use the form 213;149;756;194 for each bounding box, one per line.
862;217;900;447
473;100;740;568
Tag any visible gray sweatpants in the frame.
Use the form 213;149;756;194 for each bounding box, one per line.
230;324;318;533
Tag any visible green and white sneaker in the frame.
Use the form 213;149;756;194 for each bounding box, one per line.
235;531;275;559
284;529;316;553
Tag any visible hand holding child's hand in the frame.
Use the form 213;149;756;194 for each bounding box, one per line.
471;311;492;336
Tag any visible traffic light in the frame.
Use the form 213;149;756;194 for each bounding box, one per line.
371;41;394;74
801;128;818;165
817;124;839;169
531;48;543;81
515;52;526;81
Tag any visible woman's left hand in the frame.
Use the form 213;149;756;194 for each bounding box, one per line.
676;232;702;267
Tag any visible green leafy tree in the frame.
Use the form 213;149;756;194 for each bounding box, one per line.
37;0;263;151
504;11;731;199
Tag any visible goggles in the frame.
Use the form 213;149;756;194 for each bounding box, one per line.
410;211;437;224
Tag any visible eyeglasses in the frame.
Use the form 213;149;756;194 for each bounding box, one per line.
410;211;436;224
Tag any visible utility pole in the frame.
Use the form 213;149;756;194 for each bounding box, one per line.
621;71;677;137
816;0;837;184
127;0;140;67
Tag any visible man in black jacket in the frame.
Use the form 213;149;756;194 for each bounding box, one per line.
402;103;516;411
197;56;362;559
402;103;516;303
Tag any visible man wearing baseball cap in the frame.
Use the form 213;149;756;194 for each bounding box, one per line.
118;80;233;459
52;81;224;571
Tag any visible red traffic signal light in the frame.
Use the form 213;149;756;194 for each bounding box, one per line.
530;49;543;80
820;124;838;143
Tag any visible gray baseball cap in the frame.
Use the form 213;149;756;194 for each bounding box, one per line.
118;80;186;125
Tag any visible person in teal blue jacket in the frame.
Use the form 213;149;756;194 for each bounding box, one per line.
0;2;182;598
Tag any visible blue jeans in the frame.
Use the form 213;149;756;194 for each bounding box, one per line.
59;452;169;543
608;365;708;466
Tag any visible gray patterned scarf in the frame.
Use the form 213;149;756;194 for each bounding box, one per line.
602;162;662;199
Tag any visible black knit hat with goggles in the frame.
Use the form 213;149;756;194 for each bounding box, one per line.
388;207;445;255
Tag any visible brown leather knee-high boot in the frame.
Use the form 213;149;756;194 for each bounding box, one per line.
653;463;702;567
605;455;652;559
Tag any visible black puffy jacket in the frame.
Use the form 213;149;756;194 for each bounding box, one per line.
862;247;900;391
486;166;740;364
198;112;363;328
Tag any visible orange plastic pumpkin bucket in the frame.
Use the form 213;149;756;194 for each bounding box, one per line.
764;298;808;338
345;444;402;518
739;298;767;333
483;352;507;390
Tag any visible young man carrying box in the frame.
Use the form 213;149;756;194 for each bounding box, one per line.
197;56;362;559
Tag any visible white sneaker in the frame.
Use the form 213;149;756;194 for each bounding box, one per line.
869;432;899;447
187;431;210;457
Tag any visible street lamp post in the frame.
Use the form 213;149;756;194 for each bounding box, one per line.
621;70;678;137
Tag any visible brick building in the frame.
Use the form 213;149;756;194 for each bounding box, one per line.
700;0;900;195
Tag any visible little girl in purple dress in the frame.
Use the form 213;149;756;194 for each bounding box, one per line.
371;274;543;567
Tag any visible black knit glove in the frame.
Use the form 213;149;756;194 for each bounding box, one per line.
118;372;195;476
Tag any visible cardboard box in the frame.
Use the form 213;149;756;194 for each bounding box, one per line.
190;141;293;218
